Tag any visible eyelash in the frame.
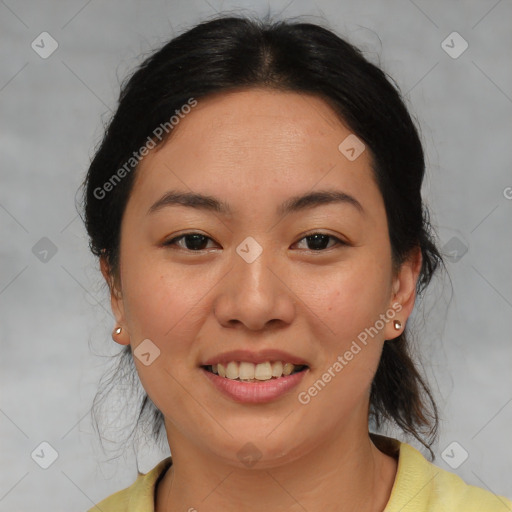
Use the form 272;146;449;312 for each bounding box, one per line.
163;231;348;253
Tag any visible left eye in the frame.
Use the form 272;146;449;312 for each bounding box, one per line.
294;233;344;251
163;232;345;252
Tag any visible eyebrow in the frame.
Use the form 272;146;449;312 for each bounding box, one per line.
147;189;364;217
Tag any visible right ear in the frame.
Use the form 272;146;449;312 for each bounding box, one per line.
100;254;130;346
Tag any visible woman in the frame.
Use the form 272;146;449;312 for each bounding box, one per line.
81;14;512;512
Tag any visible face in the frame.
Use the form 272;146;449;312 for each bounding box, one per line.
102;89;420;468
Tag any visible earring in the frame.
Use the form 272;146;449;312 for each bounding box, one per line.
393;320;402;331
113;326;122;336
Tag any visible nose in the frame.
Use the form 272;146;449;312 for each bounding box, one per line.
213;241;296;331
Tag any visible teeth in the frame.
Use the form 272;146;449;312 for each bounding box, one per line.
226;361;238;379
282;362;294;376
210;361;305;381
271;361;283;377
239;361;255;380
254;361;272;380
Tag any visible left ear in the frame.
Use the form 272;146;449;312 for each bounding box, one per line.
384;246;422;341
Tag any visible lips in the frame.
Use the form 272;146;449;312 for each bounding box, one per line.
198;348;311;402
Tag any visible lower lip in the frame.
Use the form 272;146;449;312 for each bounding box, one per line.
200;367;309;404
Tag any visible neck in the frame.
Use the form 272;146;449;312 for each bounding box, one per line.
156;426;398;512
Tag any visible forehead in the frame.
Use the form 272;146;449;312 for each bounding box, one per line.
129;89;381;218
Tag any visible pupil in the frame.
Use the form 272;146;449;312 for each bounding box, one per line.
307;234;329;250
185;234;208;250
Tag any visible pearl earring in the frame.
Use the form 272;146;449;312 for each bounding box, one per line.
114;326;122;335
393;320;402;330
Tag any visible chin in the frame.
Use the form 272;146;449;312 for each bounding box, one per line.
205;430;309;470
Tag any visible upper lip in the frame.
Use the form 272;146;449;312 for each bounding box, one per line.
201;349;309;367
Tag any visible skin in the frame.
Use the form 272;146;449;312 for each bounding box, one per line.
101;89;422;511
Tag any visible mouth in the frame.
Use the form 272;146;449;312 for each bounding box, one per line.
201;362;309;383
200;361;310;403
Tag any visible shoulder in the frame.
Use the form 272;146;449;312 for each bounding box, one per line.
376;435;512;512
87;457;173;512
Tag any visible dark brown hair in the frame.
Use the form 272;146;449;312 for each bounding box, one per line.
81;14;443;461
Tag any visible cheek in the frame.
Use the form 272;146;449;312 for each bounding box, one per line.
297;264;389;418
319;257;392;338
121;249;208;341
121;257;210;411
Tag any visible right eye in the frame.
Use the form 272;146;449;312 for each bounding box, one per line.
163;233;219;252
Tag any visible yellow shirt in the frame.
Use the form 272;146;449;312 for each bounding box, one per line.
88;435;512;511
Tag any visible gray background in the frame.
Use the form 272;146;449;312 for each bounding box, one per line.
1;0;511;510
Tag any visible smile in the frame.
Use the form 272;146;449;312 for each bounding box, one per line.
203;361;308;382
